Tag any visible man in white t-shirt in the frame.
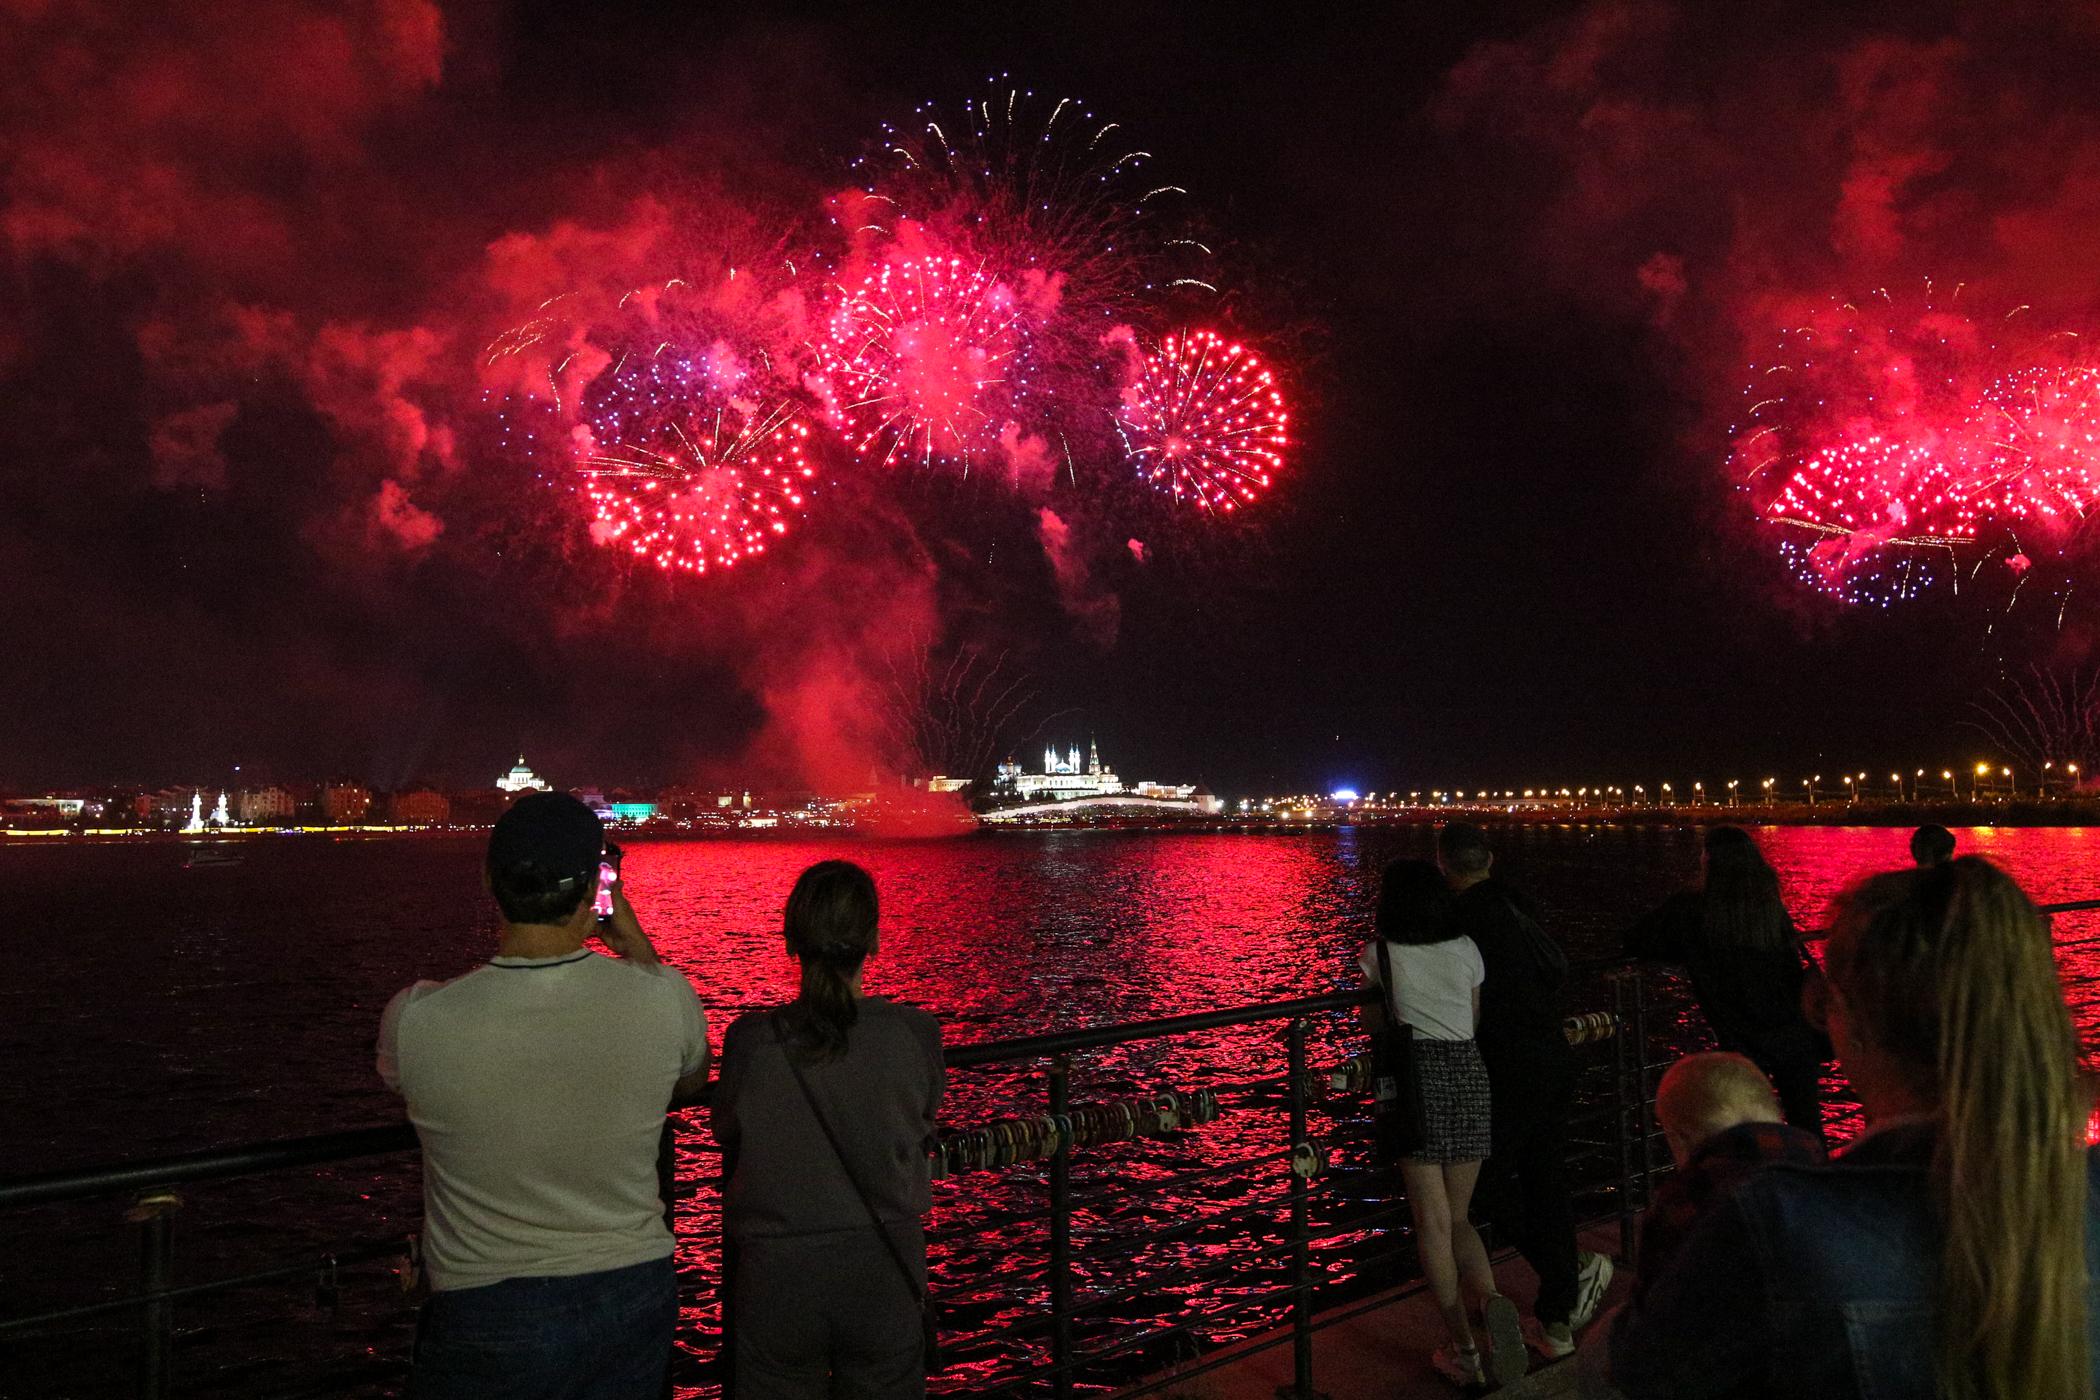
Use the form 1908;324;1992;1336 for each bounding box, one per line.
378;792;710;1400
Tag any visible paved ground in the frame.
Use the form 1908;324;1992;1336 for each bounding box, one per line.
1122;1223;1632;1400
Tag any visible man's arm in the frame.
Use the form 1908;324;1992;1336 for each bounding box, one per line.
375;985;416;1094
671;1040;713;1107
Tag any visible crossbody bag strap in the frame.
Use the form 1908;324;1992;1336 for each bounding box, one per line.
771;1012;927;1306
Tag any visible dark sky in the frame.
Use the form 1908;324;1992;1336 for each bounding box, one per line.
6;1;2098;795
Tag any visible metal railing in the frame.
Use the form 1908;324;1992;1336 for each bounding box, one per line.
0;977;1663;1400
6;897;2093;1400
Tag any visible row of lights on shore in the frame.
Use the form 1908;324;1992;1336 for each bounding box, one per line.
1246;761;2084;812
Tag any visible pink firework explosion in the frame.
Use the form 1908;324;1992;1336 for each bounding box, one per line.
1763;435;1980;606
1972;366;2100;526
1116;330;1288;513
819;255;1029;470
577;397;815;575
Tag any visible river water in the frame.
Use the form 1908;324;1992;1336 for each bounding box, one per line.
4;824;2096;1398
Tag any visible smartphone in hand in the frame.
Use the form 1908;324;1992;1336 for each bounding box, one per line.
593;841;624;921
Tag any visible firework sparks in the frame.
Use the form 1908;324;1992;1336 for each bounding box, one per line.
854;77;1209;327
1974;365;2100;525
1763;436;1977;606
818;254;1030;470
1115;330;1288;513
577;358;815;573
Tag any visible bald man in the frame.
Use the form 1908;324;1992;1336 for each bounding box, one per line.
1637;1053;1827;1299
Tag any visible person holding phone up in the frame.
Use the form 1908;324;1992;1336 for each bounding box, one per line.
378;792;713;1400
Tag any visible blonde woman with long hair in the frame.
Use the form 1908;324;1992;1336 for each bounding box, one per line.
1603;857;2096;1400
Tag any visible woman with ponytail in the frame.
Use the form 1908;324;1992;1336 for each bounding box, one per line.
1604;856;2098;1400
713;861;945;1399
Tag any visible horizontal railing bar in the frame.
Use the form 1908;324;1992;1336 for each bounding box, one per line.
1;991;1379;1207
0;1124;419;1209
944;989;1370;1068
0;1237;407;1334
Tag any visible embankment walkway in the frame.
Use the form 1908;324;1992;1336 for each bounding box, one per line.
1123;1222;1631;1400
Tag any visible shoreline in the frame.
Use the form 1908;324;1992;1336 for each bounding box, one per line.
5;798;2100;844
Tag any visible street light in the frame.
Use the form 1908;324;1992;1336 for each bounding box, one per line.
1727;779;1739;806
1762;777;1775;807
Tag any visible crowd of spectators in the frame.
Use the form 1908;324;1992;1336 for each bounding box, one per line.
377;795;2098;1400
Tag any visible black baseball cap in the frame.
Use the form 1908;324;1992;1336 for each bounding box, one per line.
486;791;603;887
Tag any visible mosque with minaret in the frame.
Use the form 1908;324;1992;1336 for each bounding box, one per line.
997;738;1126;802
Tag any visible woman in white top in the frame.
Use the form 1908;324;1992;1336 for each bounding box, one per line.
1358;859;1523;1388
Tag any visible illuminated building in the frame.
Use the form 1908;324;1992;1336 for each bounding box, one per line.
388;789;452;826
496;756;551;795
1000;739;1126;802
236;787;296;825
322;783;373;824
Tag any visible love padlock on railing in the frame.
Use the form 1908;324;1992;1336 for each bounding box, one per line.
1289;1140;1328;1179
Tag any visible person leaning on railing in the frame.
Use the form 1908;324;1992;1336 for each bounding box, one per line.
1601;857;2099;1400
1437;822;1614;1360
376;793;713;1400
711;860;945;1400
1624;826;1828;1141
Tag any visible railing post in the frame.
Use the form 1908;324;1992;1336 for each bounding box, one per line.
1611;972;1637;1265
128;1189;179;1400
1631;967;1656;1210
1048;1055;1073;1400
1282;1017;1321;1400
658;1116;678;1400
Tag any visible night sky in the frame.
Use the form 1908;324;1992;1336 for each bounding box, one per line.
7;1;2098;795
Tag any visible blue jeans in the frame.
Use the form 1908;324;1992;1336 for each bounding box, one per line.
411;1255;676;1400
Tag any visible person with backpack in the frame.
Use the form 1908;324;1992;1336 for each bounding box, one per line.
1437;823;1614;1360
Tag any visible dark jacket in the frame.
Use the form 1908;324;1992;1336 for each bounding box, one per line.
1627;891;1818;1061
1609;1122;2100;1399
1633;1119;1827;1303
712;998;944;1240
1451;878;1569;1076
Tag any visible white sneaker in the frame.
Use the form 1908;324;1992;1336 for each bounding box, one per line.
1568;1250;1615;1331
1526;1317;1576;1359
1431;1342;1485;1388
1481;1295;1530;1386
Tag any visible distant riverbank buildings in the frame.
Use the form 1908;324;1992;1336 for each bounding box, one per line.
994;740;1218;812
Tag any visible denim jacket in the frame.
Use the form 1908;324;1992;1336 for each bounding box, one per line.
1609;1122;2100;1399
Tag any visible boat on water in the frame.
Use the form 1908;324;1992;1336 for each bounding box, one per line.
182;846;245;869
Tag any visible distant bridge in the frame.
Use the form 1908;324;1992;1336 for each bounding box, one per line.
978;796;1201;823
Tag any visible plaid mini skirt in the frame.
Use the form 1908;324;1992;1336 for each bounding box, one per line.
1408;1037;1492;1164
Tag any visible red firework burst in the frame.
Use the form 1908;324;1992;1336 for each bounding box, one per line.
578;398;814;575
819;255;1028;470
1116;330;1288;513
1763;435;1979;606
1973;366;2100;525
